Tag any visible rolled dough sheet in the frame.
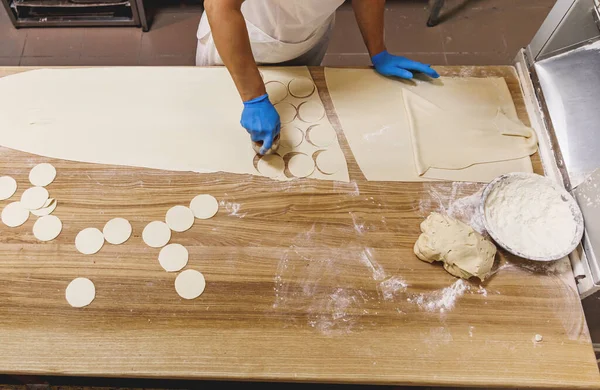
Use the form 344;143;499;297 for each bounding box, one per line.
0;67;349;183
324;68;535;182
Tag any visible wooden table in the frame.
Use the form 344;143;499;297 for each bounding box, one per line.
0;66;597;389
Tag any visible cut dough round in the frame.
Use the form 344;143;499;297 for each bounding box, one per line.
65;277;95;308
287;153;315;178
103;217;132;245
165;205;195;233
33;215;62;241
29;163;56;187
288;77;316;98
307;124;337;147
316;149;346;175
0;176;17;200
1;201;29;227
257;154;285;179
75;227;105;255
297;101;325;123
279;125;304;149
20;187;49;210
30;198;57;217
175;269;206;300
274;102;297;124
265;81;288;105
158;243;189;272
142;221;171;248
190;194;219;219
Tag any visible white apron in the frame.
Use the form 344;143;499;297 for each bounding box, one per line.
195;0;345;66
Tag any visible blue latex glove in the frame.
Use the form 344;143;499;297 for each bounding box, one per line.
372;50;440;80
240;94;281;155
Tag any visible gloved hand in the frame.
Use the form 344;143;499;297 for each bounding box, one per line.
240;93;281;155
372;50;440;80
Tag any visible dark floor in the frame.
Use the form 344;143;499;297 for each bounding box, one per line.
0;0;555;67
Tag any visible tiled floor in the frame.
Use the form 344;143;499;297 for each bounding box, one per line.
0;0;555;67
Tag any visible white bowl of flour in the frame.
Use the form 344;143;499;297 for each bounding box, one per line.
481;173;584;261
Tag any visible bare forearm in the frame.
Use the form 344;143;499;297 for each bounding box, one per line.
204;0;264;101
352;0;386;57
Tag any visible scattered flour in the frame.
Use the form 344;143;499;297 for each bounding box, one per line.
407;279;470;313
219;200;246;218
379;276;408;300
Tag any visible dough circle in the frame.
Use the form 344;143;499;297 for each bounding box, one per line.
30;198;57;217
33;215;62;241
316;149;346;175
175;269;206;300
190;194;219;219
279;125;304;149
65;277;95;308
275;102;297;124
297;101;325;123
142;221;171;248
0;176;17;200
75;227;105;255
287;153;315;178
265;81;288;105
257;154;285;179
158;243;189;272
308;124;337;147
29;163;56;187
165;205;195;233
102;217;132;245
1;201;29;227
20;186;49;210
288;77;316;98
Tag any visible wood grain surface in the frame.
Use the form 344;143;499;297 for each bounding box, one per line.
0;66;597;389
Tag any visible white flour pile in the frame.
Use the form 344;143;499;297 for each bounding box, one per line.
484;175;578;258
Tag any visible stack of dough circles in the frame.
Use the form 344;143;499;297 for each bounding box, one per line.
288;77;316;98
287;153;315;178
0;176;17;200
307;124;337;147
265;81;288;104
33;215;62;241
175;269;206;300
279;126;304;149
20;187;49;210
103;217;132;245
165;205;195;232
274;102;297;124
158;243;189;272
257;154;285;179
29;163;56;187
190;194;219;219
316;149;347;175
297;101;325;123
31;198;57;217
142;221;171;248
1;201;29;227
65;277;95;308
75;227;105;255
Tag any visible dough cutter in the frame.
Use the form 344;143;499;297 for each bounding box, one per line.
252;134;280;155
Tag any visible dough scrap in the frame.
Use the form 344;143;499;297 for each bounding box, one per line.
165;205;195;233
102;217;132;245
414;212;496;281
275;102;297;124
65;277;95;308
33;215;62;241
257;154;285;179
29;163;56;187
288;77;316;98
20;186;49;210
158;243;189;272
30;198;57;217
142;221;171;248
0;176;17;200
316;149;346;175
1;201;29;227
189;194;219;219
75;227;105;255
307;125;337;147
265;81;288;104
175;269;206;299
279;125;304;149
297;101;325;123
287;153;315;178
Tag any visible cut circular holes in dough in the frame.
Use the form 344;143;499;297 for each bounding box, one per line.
288;77;316;98
30;198;57;217
29;163;56;187
0;176;17;200
20;186;49;210
297;101;325;123
33;215;62;241
279;125;304;149
142;221;171;248
265;81;288;105
165;205;195;233
257;154;285;179
287;153;315;178
307;124;337;147
158;243;189;272
175;269;206;300
1;201;29;227
190;194;219;220
103;217;132;245
274;102;297;124
65;277;95;308
75;227;105;255
315;149;346;175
